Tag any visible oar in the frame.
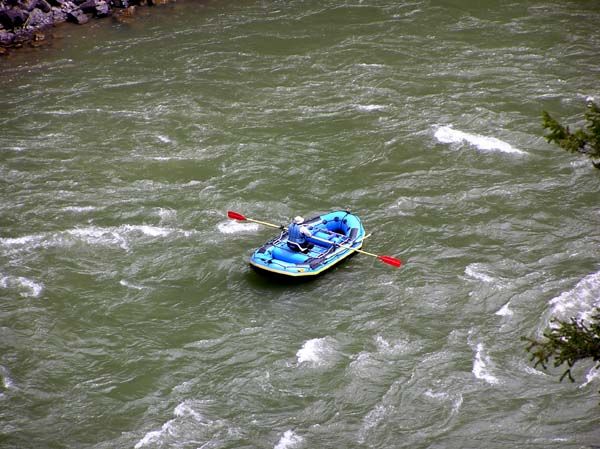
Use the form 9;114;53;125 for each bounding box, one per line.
227;211;284;230
310;235;402;268
323;233;371;260
227;210;402;268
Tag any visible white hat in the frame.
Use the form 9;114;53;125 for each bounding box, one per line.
294;216;304;224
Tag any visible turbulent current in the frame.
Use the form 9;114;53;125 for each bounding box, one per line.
1;1;600;448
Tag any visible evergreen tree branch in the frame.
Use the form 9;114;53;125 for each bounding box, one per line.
523;312;600;384
542;101;600;168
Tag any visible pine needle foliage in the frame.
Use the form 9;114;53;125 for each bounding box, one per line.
542;100;600;169
523;313;600;383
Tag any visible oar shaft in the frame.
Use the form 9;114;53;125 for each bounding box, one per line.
311;235;372;256
311;235;400;267
246;217;283;229
354;247;380;258
321;233;370;259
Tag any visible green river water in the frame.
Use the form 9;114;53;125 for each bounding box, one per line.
1;1;600;448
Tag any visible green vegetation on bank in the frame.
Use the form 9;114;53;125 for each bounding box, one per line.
524;314;600;385
526;99;600;394
542;100;600;169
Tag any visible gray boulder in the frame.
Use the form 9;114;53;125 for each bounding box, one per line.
26;7;52;28
50;5;67;22
0;29;15;45
35;0;52;13
77;0;108;16
77;0;95;13
0;7;28;29
66;7;88;24
95;0;109;16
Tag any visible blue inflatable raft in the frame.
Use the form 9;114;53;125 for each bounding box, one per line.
249;210;366;277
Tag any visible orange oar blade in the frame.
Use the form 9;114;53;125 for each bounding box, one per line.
378;255;402;268
227;211;246;221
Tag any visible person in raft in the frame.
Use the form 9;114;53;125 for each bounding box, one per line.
287;216;313;253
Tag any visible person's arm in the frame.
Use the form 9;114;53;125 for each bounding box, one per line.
300;226;312;237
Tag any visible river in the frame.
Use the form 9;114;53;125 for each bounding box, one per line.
1;1;599;448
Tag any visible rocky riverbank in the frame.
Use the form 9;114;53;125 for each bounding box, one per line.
0;0;172;54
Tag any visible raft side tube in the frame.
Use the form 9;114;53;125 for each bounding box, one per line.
307;230;338;248
271;246;311;264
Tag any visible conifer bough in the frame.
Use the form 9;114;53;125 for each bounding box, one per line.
523;313;600;387
542;100;600;169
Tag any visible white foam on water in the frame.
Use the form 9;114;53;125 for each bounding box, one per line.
16;276;44;297
134;401;205;449
134;420;175;449
1;225;193;256
119;279;145;291
465;263;496;283
69;225;192;249
580;368;600;388
68;227;130;250
156;208;176;222
374;335;413;356
424;389;463;413
522;363;547;377
0;234;45;248
122;225;173;238
151;156;190;161
0;274;44;298
173;402;204;422
217;221;260;234
63;206;97;213
355;104;386;112
348;351;372;374
296;337;335;365
357;63;385;68
424;389;449;400
0;365;16;391
358;403;387;444
157;135;172;143
183;337;226;349
495;302;513;317
472;343;500;385
274;430;303;449
452;394;464;413
548;270;600;323
570;158;590;169
434;125;525;154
